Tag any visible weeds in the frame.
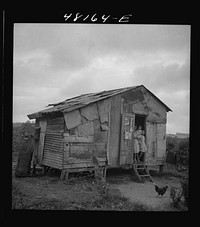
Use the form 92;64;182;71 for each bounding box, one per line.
12;179;150;211
170;176;189;210
88;193;150;211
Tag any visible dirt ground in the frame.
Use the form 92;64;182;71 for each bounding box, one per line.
12;153;188;211
107;164;188;211
114;171;185;211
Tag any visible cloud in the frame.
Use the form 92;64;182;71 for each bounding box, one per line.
13;24;190;133
58;55;134;99
14;50;51;68
85;24;190;57
132;60;190;93
130;60;190;133
14;24;190;72
13;87;61;122
14;24;92;72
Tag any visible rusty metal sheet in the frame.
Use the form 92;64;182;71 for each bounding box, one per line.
64;109;82;130
80;103;99;121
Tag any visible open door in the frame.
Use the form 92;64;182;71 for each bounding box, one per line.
119;113;135;165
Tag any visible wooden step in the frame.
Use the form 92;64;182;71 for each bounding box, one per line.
139;174;150;177
136;167;146;170
132;163;153;182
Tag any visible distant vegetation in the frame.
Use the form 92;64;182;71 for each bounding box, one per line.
166;136;189;156
166;136;189;166
12;121;35;154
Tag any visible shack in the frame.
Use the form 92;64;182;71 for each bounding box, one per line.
28;85;172;180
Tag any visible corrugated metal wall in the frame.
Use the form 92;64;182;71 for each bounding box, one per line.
42;117;64;169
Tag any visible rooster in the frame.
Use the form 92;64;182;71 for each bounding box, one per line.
153;183;168;197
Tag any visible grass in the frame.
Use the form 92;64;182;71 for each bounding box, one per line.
89;193;151;211
12;148;188;212
12;177;151;211
12;163;189;211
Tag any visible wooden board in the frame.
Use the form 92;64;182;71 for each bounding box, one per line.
46;124;64;132
39;119;47;132
63;142;107;163
146;112;166;124
146;122;157;164
97;98;111;123
37;132;46;164
108;95;121;166
47;117;65;125
121;89;145;103
132;102;148;115
119;113;135;165
63;143;106;168
63;135;93;143
37;119;47;164
144;94;167;123
63;159;106;169
146;122;166;163
100;123;109;131
156;123;166;159
93;119;108;143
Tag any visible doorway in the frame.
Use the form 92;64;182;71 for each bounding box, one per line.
134;115;147;163
135;115;146;135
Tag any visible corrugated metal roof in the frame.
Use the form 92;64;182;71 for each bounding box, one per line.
27;85;172;119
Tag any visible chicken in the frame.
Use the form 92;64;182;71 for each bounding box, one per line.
153;183;168;196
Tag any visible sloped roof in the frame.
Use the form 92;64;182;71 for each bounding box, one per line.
27;85;172;119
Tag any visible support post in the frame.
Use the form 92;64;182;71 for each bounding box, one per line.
60;170;69;180
103;167;107;179
159;165;164;174
42;166;46;175
32;164;36;175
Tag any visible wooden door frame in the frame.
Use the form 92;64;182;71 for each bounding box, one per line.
119;113;135;165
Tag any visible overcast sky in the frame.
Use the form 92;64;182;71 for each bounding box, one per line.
13;24;190;134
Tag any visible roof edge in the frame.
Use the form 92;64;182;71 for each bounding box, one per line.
27;84;172;119
141;85;172;112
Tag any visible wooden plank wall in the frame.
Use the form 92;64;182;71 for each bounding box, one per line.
119;113;135;165
46;117;65;132
146;121;157;165
121;87;168;165
63;142;107;169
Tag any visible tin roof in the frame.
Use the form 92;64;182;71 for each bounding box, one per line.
27;85;172;119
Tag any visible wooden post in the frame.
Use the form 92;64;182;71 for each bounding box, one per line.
65;171;69;180
42;166;46;175
60;170;65;180
32;164;36;175
103;167;107;179
60;170;69;180
159;165;164;174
